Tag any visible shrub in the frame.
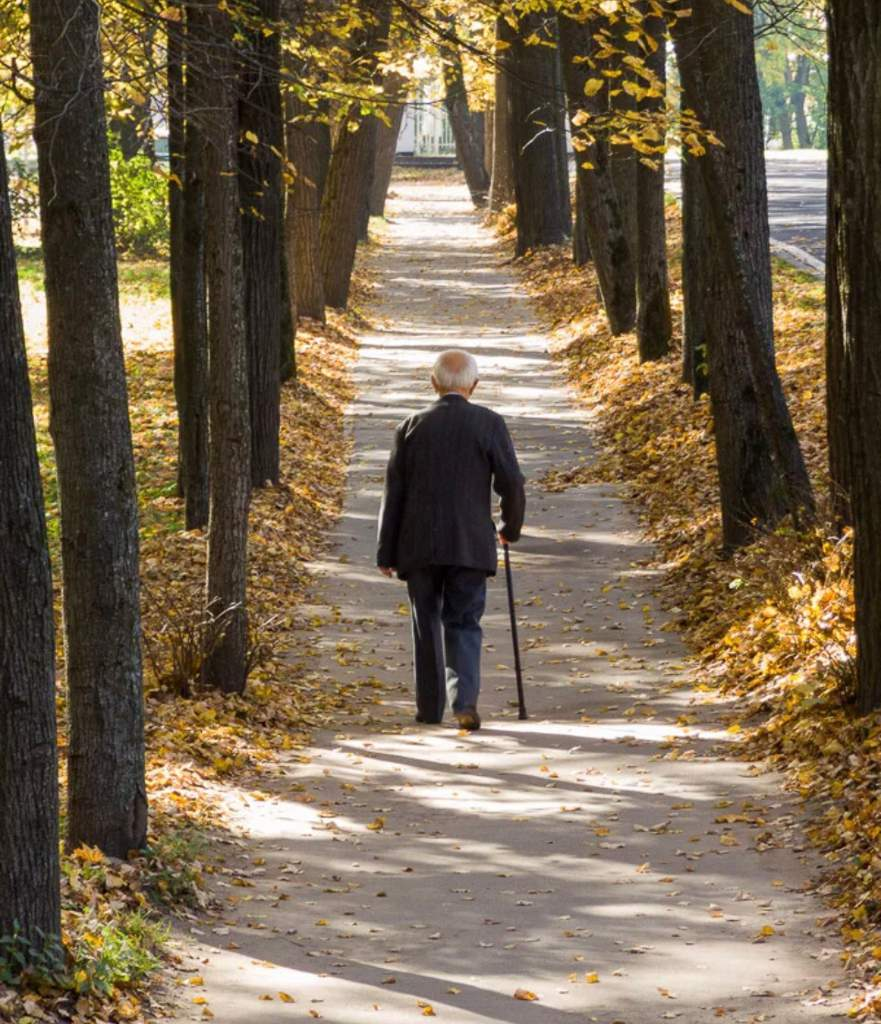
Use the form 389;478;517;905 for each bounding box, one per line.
108;146;169;257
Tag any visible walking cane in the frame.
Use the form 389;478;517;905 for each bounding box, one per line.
503;543;528;720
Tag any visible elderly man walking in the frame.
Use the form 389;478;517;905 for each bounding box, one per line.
377;349;526;730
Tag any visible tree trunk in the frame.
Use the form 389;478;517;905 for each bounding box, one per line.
826;0;881;710
239;0;283;488
559;11;636;333
440;21;489;208
284;94;331;322
608;17;639;261
635;3;671;362
195;1;252;694
484;105;494;178
488;19;515;213
369;76;406;217
279;234;296;382
571;172;591;266
681;149;709;398
319;0;391;308
170;5;209;530
0;122;60;945
792;55;812;149
30;0;147;857
507;11;571;255
672;0;814;546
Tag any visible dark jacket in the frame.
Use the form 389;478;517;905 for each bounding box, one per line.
377;393;526;578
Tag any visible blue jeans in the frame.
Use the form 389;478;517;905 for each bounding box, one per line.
406;566;487;722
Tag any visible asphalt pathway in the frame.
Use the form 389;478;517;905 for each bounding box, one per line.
169;180;847;1024
665;149;828;275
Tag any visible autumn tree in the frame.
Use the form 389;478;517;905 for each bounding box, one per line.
505;10;571;256
370;73;407;217
239;0;285;487
0;123;61;944
439;18;489;207
284;1;331;321
633;0;671;361
30;0;147;855
825;0;881;710
670;0;814;548
320;0;392;308
192;0;252;693
167;3;209;529
488;17;515;212
558;8;636;333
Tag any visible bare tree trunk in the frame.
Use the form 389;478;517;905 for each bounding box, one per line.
171;4;209;529
440;20;489;208
30;0;147;857
608;17;639;261
571;173;591;266
826;0;881;710
681;150;709;398
484;105;494;178
369;75;406;217
239;0;283;487
507;10;571;255
635;2;671;362
319;0;391;308
195;1;252;694
672;0;814;546
285;95;331;322
791;55;812;149
488;18;515;213
0;122;60;945
559;10;635;333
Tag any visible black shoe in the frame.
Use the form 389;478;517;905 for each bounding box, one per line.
455;709;481;731
415;713;442;725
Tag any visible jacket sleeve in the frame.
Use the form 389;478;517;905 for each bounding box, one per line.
490;416;526;542
377;422;407;567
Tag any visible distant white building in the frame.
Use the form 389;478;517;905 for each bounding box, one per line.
396;102;455;159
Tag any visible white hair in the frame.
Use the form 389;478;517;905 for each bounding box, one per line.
432;349;479;392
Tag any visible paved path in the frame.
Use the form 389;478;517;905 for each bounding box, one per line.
666;150;828;276
170;181;847;1024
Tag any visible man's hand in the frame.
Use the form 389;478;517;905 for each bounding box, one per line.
378;566;395;578
498;533;511;547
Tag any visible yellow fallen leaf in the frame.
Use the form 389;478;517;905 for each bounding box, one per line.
586;972;600;983
367;817;385;831
514;988;539;1001
278;992;295;1003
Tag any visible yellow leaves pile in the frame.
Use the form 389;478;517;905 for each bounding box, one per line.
508;209;880;1014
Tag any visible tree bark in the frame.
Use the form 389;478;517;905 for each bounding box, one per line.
681;149;710;398
170;4;209;530
440;21;489;208
559;11;636;333
672;0;814;546
608;17;639;261
30;0;147;856
284;94;331;322
826;0;881;710
791;55;812;149
0;122;60;945
506;11;571;255
635;3;671;362
195;1;252;694
484;105;494;179
319;0;391;308
239;0;283;487
279;234;296;381
488;18;515;213
369;75;406;217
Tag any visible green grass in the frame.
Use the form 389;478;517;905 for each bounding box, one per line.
16;246;170;301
